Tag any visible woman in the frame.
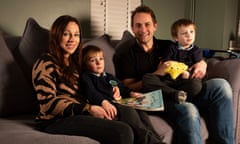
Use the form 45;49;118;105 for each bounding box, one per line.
32;15;132;144
32;15;162;144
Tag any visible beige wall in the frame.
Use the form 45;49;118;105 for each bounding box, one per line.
194;0;238;49
144;0;238;50
0;0;238;49
0;0;90;37
143;0;190;40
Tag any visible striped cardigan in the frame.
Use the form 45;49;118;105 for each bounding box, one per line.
32;53;90;121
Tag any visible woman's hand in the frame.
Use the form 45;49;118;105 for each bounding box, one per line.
101;100;117;119
189;60;207;79
88;105;112;120
113;87;122;100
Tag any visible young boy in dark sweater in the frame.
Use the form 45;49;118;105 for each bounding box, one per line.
142;18;203;103
81;45;163;144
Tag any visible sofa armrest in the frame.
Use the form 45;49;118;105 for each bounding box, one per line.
206;58;240;93
206;58;240;142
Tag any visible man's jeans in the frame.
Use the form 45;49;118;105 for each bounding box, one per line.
164;78;234;144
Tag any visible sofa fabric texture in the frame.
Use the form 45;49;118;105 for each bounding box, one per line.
0;31;36;117
0;17;240;144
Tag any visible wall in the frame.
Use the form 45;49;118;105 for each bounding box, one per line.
144;0;238;50
0;0;238;49
0;0;91;38
194;0;238;49
143;0;190;40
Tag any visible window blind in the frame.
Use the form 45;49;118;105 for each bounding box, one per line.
90;0;141;39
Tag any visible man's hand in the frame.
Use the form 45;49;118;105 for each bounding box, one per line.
153;61;168;76
189;60;207;79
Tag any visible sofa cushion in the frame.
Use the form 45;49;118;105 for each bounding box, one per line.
115;30;135;50
0;118;100;144
0;33;38;117
4;36;21;52
83;34;115;75
17;17;49;82
113;30;135;79
206;57;240;136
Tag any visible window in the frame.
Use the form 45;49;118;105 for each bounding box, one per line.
90;0;141;39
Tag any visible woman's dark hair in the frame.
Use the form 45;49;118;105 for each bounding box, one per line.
131;5;157;27
49;15;82;85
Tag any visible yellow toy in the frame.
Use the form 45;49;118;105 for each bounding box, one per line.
164;61;188;80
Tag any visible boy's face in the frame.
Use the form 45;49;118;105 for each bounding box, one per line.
174;24;195;49
85;51;105;74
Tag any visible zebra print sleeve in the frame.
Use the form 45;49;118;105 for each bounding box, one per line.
32;54;89;120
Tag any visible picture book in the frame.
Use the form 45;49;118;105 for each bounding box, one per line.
114;89;164;111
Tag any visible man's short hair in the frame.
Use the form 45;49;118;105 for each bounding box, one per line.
131;5;157;27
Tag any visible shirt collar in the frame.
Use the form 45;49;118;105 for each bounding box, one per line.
177;42;194;51
91;71;106;77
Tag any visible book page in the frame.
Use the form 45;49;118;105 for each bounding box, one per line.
115;89;164;111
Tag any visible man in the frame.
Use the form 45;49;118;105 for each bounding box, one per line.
113;5;234;144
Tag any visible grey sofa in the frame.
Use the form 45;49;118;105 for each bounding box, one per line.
0;18;240;144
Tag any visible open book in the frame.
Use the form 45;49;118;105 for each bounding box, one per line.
114;89;164;111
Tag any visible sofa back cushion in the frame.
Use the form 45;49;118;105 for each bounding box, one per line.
113;30;135;79
17;18;49;83
0;33;38;117
115;30;135;50
0;18;49;117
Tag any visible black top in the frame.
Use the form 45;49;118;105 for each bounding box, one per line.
113;37;173;81
81;71;132;105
